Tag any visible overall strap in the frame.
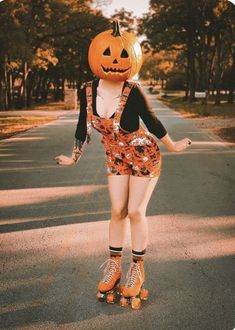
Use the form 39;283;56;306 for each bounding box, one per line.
85;80;93;144
113;81;136;140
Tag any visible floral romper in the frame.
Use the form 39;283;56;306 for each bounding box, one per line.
85;80;162;178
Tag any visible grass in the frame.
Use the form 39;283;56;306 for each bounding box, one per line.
0;115;56;140
160;96;235;143
215;127;235;142
0;100;73;140
19;101;66;112
160;96;235;118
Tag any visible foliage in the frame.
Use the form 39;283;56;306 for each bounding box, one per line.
111;8;136;32
139;49;182;82
140;0;235;103
0;0;109;109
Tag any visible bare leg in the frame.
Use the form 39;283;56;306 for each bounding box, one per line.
128;176;159;251
108;175;130;247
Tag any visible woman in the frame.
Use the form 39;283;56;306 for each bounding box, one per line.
55;22;192;309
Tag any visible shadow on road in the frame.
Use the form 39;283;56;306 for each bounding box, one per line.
1;105;235;329
1;251;234;329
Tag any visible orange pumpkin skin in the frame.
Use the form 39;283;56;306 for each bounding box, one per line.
88;25;142;82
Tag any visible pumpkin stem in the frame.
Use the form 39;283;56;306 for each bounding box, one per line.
112;20;121;37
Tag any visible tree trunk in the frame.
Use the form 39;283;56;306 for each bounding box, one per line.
227;55;235;103
17;61;29;109
186;2;196;102
26;71;34;107
200;28;208;104
214;28;222;105
198;2;211;105
35;70;43;102
0;79;5;111
7;69;13;109
41;70;49;102
187;46;196;102
3;56;8;109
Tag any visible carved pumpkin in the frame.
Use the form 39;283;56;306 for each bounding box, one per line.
88;21;143;81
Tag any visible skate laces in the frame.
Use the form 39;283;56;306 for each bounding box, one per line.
125;262;142;288
99;258;120;284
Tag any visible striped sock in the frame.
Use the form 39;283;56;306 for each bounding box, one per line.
132;249;146;262
109;246;123;257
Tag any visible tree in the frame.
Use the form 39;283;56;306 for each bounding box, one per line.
111;8;136;32
0;0;109;109
140;0;235;104
139;49;181;88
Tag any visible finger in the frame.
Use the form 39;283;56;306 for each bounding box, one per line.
184;138;191;145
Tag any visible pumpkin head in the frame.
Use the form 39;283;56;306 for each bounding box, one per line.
88;21;143;81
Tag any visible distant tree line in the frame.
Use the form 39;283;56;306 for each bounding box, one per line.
139;0;235;104
0;0;109;110
1;0;234;110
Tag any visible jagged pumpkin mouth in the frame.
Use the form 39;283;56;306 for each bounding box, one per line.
101;65;130;74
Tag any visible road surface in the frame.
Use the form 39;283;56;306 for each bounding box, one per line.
0;92;235;329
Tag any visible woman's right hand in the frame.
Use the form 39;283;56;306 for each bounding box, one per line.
55;155;75;166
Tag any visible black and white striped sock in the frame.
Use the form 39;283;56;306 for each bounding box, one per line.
132;249;146;262
109;246;123;257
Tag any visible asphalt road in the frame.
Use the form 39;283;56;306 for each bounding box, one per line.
0;92;235;330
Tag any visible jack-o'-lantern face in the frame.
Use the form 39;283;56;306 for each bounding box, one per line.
88;21;142;81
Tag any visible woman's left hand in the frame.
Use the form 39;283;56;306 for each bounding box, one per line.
55;155;75;166
173;138;192;152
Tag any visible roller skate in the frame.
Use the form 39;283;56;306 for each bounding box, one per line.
96;255;122;304
120;260;149;310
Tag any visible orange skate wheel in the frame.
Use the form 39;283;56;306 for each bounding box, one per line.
131;297;141;310
106;292;115;304
120;296;128;307
140;288;149;301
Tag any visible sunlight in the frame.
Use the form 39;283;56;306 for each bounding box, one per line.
0;210;110;225
0;165;65;172
1;214;234;261
156;114;182;118
160;140;235;154
186;141;234;147
0;154;15;157
0;185;107;207
152;107;170;110
0;160;34;163
147;214;235;261
4;136;47;142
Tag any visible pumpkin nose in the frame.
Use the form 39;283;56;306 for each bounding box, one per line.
112;59;118;64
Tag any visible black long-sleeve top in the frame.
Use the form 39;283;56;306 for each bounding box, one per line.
75;79;167;143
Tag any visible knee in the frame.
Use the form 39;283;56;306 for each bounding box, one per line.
128;208;145;221
111;207;128;221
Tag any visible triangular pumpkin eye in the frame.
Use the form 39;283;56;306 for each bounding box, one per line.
121;49;129;58
103;47;111;56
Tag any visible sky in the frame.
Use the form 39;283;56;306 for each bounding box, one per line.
94;0;235;16
94;0;150;18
